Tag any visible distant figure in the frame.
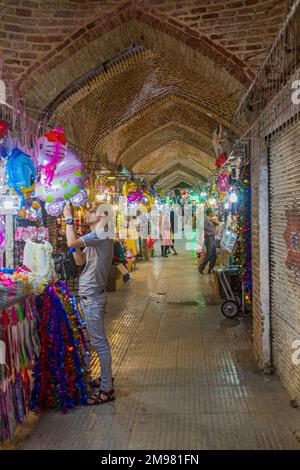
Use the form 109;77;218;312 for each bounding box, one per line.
199;208;221;274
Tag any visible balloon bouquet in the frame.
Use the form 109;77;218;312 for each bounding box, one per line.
1;120;87;219
35;127;87;216
122;180;154;212
1;119;41;220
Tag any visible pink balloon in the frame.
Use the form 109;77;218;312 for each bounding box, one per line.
36;147;86;205
36;128;67;186
218;173;230;192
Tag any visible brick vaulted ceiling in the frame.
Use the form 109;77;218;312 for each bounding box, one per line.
0;0;291;188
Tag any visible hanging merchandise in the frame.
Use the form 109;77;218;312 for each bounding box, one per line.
216;152;228;169
141;191;154;212
6;148;37;213
0;120;9;140
0;297;40;442
35;129;87;216
36;127;67;186
30;281;89;413
218;172;230;192
22;240;56;294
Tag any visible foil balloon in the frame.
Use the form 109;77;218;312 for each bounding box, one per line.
127;189;144;203
123;180;138;197
45;201;64;218
70;189;87;207
36;127;67;186
218;173;230;192
141;191;154;211
36;146;86;216
6;148;36;203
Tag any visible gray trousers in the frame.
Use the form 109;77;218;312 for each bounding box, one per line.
80;292;113;392
199;235;217;272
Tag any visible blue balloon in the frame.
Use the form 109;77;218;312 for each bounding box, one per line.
6;148;36;200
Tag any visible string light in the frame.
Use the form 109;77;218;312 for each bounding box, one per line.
230;192;238;203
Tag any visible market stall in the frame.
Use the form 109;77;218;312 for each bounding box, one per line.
198;146;252;317
0;121;90;443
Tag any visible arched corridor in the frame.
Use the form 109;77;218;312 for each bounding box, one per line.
1;0;300;454
11;243;300;450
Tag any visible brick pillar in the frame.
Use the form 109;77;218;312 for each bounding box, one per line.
251;137;271;369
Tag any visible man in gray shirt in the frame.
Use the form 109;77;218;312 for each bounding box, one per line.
199;208;221;275
63;203;114;405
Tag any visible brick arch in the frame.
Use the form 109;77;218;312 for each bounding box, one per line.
101;98;218;164
117;122;213;166
118;124;215;169
157;171;199;191
131;140;214;181
148;158;207;185
19;9;251;111
151;163;207;186
52;51;245;157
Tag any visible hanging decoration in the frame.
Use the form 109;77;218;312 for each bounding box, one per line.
218;172;230;192
30;281;89;413
0;120;9;140
6;148;36;199
35;132;87;216
216;152;228;169
36;127;67;186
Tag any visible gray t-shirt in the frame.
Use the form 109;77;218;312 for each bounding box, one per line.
78;231;114;298
204;217;217;237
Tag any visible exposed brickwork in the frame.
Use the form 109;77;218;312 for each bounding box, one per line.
0;0;289;100
101;99;217;165
118;124;214;169
132;142;214;182
46;47;244;185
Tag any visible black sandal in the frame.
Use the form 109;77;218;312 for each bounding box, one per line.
87;389;115;406
89;376;114;388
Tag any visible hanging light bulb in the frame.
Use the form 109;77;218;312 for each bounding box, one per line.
224;201;230;210
230;192;238;203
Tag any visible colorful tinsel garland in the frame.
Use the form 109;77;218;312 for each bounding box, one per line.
30;281;89;413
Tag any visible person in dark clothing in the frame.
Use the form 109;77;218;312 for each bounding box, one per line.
199;208;221;274
165;208;178;255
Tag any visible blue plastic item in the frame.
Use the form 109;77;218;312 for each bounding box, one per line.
0;267;14;274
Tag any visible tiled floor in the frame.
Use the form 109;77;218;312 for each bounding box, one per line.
12;243;300;449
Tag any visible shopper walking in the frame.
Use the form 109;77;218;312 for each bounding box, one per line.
136;209;149;261
199;208;221;274
159;206;173;257
63;203;115;405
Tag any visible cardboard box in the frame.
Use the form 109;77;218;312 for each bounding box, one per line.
107;265;123;292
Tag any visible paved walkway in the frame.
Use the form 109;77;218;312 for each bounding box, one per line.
12;244;300;449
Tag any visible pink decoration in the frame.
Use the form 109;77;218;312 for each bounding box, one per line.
127;189;144;203
36;145;86;214
45;202;64;217
36;127;67;186
70;189;87;207
218;173;230;192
